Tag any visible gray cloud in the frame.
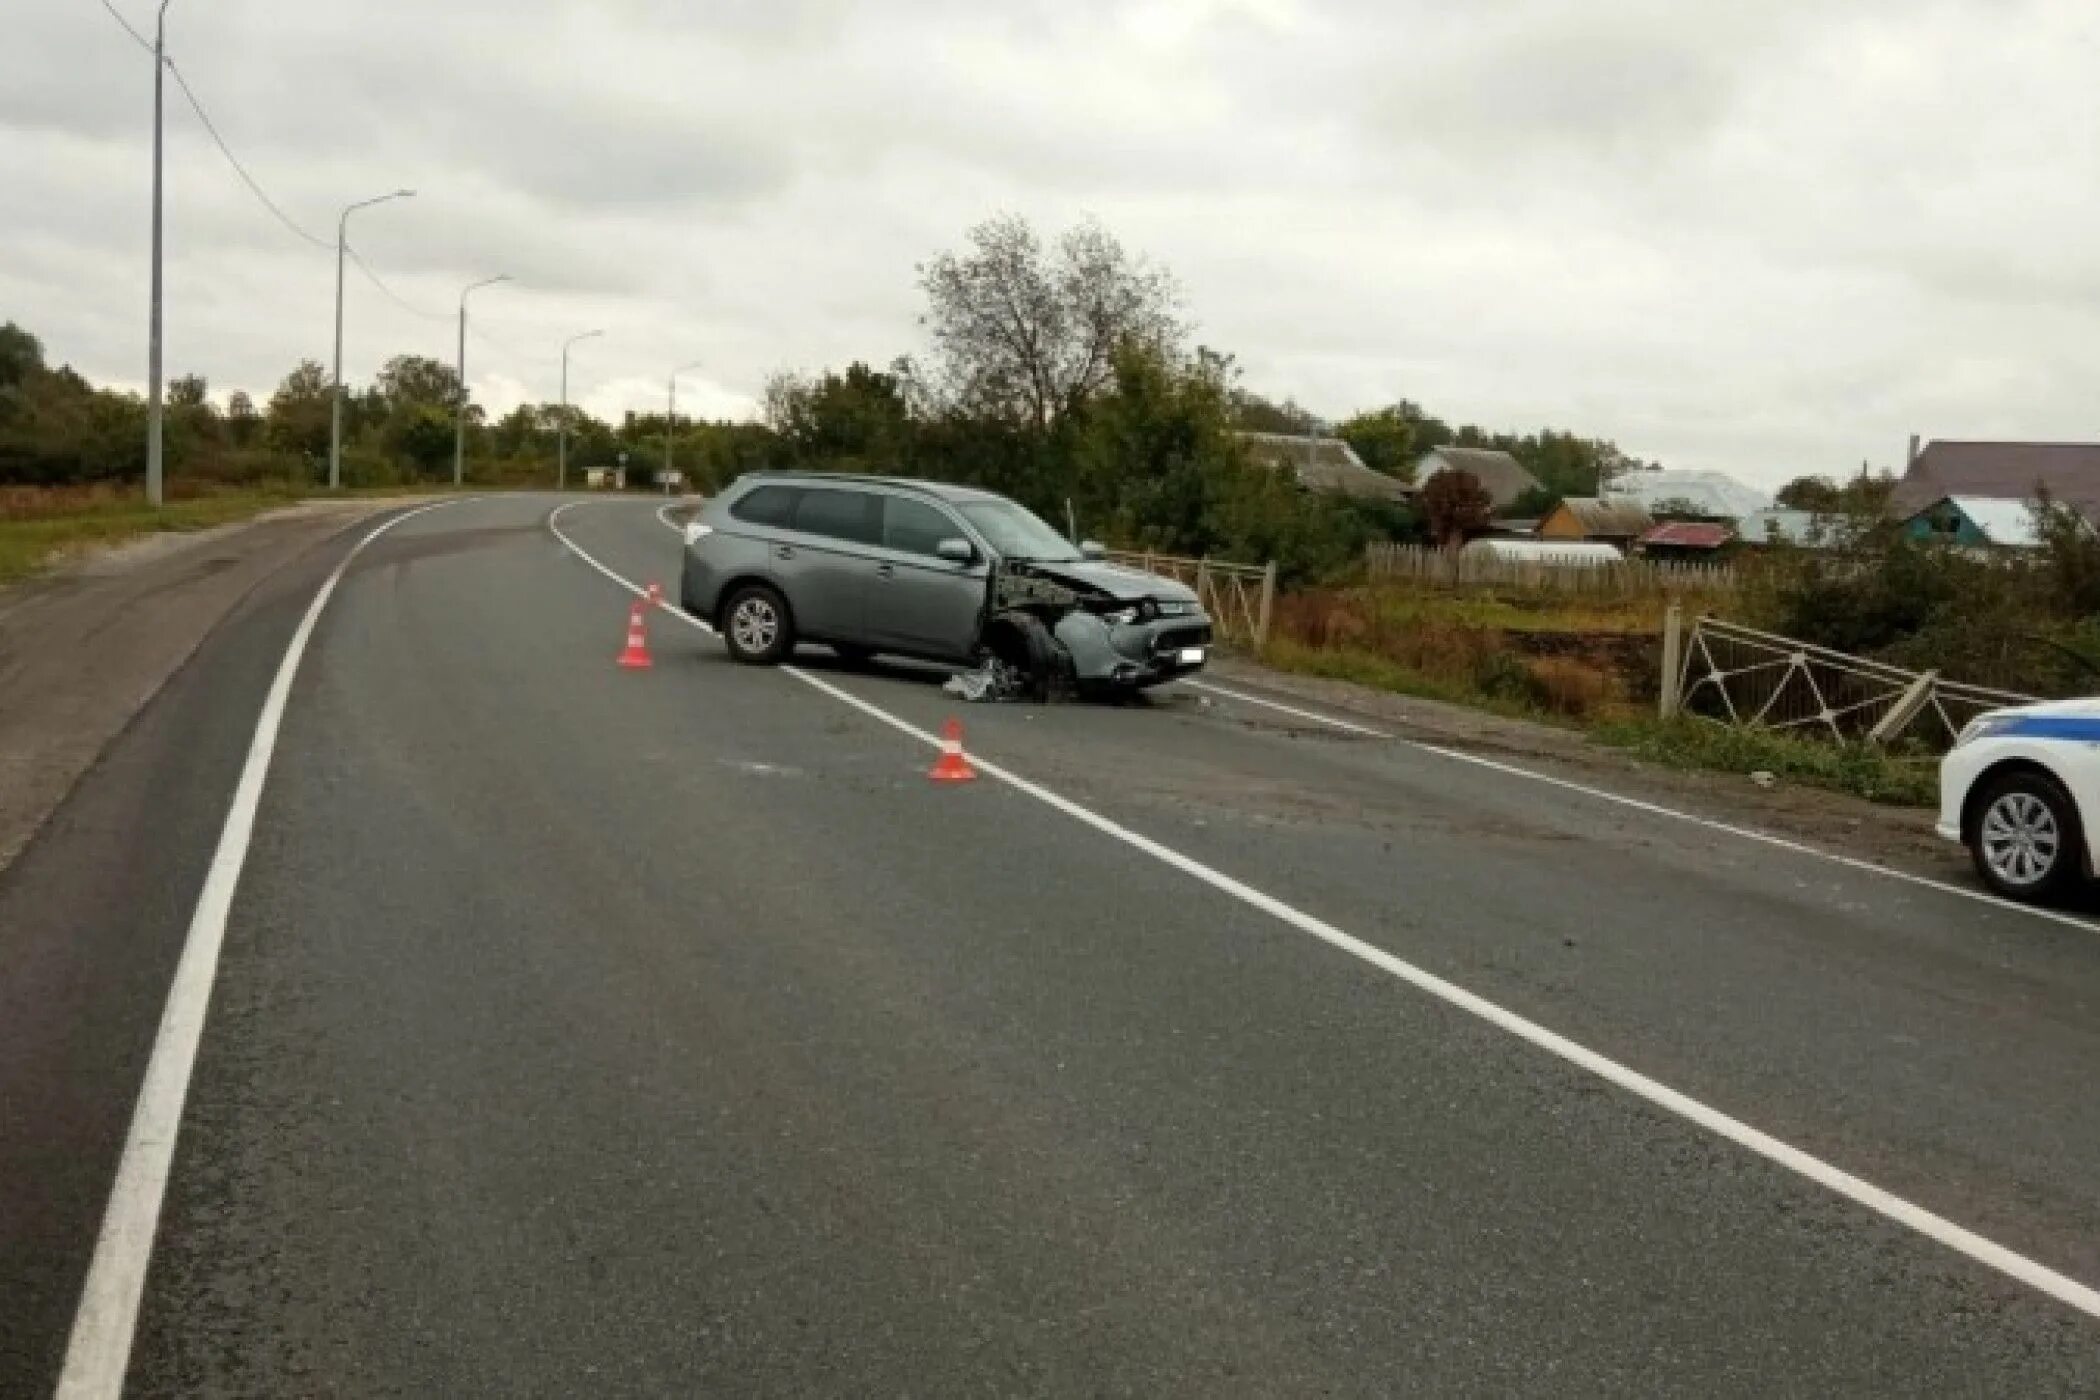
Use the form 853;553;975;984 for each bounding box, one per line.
4;0;2097;483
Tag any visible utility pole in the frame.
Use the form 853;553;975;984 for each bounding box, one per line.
666;360;702;489
453;274;509;487
145;0;173;507
559;330;604;490
329;189;415;490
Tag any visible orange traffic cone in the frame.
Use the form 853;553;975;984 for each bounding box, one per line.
928;718;977;783
617;598;653;670
646;582;663;608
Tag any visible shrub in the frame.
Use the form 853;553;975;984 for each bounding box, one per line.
1525;657;1612;717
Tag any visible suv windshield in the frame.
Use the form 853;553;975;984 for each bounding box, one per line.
957;500;1081;562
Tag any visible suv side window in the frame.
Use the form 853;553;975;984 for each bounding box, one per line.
730;484;802;528
883;496;963;557
790;487;881;545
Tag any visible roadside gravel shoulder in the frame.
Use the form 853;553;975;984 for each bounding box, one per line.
0;501;409;873
1204;654;1966;883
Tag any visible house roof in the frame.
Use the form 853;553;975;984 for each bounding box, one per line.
1890;441;2100;521
1737;507;1846;547
1906;495;2047;549
1417;448;1541;508
1603;468;1771;520
1551;497;1655;537
1638;521;1734;551
1236;432;1412;504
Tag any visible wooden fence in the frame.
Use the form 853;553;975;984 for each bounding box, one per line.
1366;542;1739;595
1108;550;1277;649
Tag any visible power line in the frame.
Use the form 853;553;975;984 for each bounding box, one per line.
93;0;152;53
164;56;334;250
343;243;452;322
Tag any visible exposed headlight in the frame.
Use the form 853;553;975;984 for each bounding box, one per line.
1954;714;2013;749
1102;606;1140;626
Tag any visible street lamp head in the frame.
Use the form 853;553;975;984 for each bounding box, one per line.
396;188;417;199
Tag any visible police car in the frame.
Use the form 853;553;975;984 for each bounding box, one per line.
1940;698;2100;901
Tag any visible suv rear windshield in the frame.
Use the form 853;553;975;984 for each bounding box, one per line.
729;484;801;527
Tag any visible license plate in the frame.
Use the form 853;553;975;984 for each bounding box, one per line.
1178;647;1206;664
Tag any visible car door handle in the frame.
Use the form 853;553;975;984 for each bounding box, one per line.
874;563;895;579
773;544;795;560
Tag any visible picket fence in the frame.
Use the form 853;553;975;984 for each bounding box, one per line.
1365;542;1738;595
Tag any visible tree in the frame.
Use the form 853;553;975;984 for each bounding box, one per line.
386;403;456;474
771;362;913;471
167;374;209;408
0;322;43;389
376;355;461;411
1420;468;1492;548
1232;389;1317;436
1776;475;1842;511
265;360;333;457
1839;468;1896;515
917;213;1181;432
1776;469;1895;516
226;390;261;447
1334;404;1421;480
1505;483;1561;520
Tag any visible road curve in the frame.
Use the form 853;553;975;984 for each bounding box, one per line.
5;494;2099;1396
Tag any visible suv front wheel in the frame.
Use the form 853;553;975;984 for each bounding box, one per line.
721;584;794;665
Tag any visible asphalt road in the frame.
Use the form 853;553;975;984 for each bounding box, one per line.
7;493;2100;1396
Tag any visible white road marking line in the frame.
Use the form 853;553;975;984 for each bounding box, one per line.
1181;679;1395;738
1183;677;2100;936
59;500;456;1400
547;499;2100;1325
551;501;716;633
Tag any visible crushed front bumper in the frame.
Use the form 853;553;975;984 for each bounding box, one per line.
1052;610;1214;688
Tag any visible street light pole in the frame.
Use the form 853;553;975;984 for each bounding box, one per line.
453;274;509;487
666;360;702;489
145;0;173;507
329;188;415;490
558;329;604;490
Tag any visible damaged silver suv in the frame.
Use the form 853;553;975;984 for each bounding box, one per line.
679;473;1213;695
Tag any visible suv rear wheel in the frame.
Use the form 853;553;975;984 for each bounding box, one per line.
1971;769;2082;901
722;584;794;665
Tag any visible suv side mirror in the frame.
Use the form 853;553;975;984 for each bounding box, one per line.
1080;539;1107;560
935;537;976;564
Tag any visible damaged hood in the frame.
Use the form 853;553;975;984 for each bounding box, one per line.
1014;558;1200;605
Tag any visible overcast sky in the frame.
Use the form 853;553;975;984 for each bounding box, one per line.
6;0;2096;486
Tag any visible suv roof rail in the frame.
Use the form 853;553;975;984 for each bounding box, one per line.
742;469;986;497
745;469;910;486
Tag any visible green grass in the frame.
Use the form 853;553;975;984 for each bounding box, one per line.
1262;637;1937;808
0;483;480;586
0;492;303;585
1354;590;1662;635
1592;717;1938;807
1260;638;1574;724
